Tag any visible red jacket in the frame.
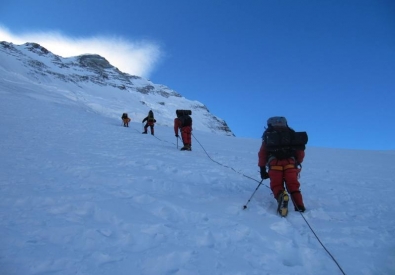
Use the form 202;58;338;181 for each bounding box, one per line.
258;142;304;167
174;118;192;134
174;118;182;135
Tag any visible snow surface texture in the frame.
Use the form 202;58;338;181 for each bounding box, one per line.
1;42;395;275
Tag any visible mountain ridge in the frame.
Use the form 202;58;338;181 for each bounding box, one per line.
0;41;234;136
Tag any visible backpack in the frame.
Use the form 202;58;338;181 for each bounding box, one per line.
148;110;155;122
263;128;308;159
122;113;128;119
176;109;192;127
176;109;192;116
179;115;192;127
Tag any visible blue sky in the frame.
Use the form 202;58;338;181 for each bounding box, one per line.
1;0;394;150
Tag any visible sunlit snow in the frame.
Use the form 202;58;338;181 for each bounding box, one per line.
1;41;394;275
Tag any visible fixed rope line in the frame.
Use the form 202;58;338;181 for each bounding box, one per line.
191;133;347;275
130;126;346;275
133;127;177;146
191;133;271;189
298;212;347;275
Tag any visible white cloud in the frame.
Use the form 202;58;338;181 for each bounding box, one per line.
0;26;161;77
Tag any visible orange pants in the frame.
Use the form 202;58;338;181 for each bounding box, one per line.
268;158;304;208
122;118;131;126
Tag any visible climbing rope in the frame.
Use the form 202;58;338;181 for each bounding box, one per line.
191;133;347;275
132;125;346;275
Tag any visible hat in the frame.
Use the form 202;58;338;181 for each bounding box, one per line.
267;116;287;127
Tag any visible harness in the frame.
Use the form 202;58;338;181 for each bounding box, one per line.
269;164;295;171
268;160;302;179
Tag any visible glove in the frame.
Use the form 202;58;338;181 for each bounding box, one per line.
260;166;269;179
175;134;179;137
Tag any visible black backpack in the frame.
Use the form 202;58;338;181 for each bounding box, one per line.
179;115;192;127
263;128;308;159
176;109;192;127
122;113;128;119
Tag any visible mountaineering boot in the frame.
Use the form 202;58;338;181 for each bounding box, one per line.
142;131;147;134
290;191;305;212
276;190;289;217
181;144;192;151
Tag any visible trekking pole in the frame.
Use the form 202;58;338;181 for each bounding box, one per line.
177;136;183;148
177;136;178;149
243;179;264;209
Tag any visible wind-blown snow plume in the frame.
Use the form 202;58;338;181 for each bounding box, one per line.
0;25;161;77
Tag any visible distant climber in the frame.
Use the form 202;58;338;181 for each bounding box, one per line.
142;110;156;135
174;110;192;151
121;113;131;127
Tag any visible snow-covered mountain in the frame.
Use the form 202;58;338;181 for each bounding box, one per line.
0;41;234;136
2;67;395;275
1;42;395;274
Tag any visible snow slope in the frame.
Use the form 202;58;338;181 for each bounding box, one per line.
0;41;233;136
1;60;395;275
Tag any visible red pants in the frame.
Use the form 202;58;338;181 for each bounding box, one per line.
268;158;304;208
181;126;192;146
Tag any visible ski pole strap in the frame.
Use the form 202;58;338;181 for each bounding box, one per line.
269;164;295;171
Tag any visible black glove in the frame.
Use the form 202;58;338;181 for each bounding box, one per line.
260;166;269;179
175;134;179;137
